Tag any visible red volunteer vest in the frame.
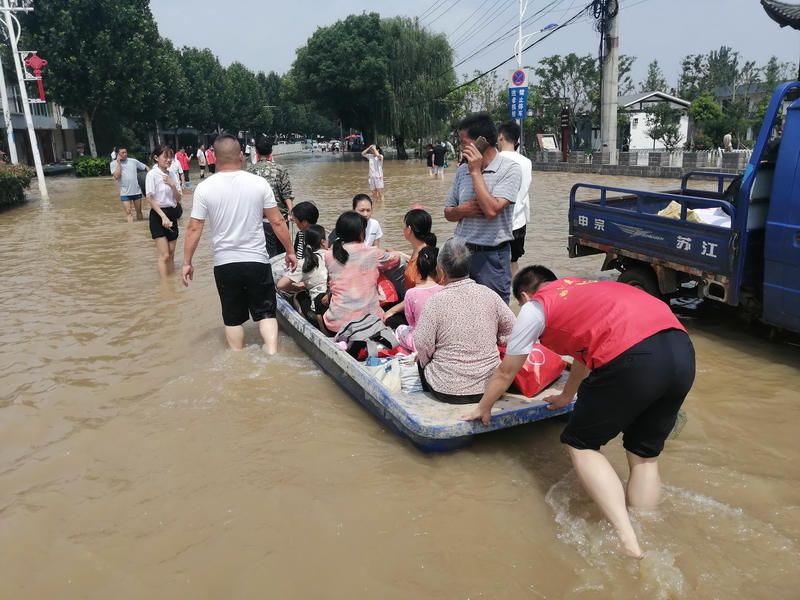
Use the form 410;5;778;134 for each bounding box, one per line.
532;278;685;370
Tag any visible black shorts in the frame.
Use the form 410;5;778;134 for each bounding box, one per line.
213;261;277;326
183;170;189;181
561;328;695;458
510;225;527;262
149;205;181;240
208;165;216;173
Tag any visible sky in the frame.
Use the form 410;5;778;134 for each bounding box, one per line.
149;0;800;91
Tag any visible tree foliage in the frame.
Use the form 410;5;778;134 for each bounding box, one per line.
639;60;668;92
381;16;456;157
645;103;684;150
287;13;388;143
25;0;159;156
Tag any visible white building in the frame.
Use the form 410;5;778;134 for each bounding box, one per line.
619;91;690;150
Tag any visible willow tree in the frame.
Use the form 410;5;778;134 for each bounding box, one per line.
380;17;457;159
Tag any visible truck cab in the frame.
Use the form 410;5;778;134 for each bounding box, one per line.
568;82;800;333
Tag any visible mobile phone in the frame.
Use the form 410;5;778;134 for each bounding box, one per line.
473;136;490;154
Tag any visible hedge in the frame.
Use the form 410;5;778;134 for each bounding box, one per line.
0;163;34;206
73;153;151;177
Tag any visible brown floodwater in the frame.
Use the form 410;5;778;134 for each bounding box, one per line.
2;154;799;599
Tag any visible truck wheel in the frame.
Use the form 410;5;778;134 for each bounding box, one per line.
618;266;663;299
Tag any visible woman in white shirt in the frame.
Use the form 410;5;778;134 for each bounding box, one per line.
145;145;183;278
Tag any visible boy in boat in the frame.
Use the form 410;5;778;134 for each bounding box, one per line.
461;266;696;558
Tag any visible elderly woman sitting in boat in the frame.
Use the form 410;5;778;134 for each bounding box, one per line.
414;237;516;404
323;211;402;334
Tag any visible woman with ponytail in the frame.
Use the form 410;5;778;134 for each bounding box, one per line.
277;224;329;329
323;211;401;333
382;208;442;327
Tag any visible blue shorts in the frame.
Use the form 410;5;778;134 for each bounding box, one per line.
120;194;142;202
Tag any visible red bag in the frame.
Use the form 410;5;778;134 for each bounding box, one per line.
357;345;410;360
498;344;567;397
377;273;399;306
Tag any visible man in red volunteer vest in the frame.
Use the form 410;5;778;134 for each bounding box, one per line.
461;265;695;558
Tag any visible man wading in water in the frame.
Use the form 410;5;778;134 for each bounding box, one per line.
462;266;696;558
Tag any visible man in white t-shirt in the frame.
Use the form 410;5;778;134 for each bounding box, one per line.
497;121;532;277
182;134;297;354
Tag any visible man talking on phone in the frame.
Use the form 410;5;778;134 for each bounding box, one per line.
444;113;521;303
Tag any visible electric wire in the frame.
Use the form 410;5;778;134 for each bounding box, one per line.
408;0;593;107
426;0;465;27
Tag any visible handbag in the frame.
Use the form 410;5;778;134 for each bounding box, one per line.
363;357;402;393
498;344;567;397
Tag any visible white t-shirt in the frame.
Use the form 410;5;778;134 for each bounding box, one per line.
196;149;207;166
145;166;180;208
505;300;546;355
168;159;183;181
499;150;532;230
191;170;277;266
365;218;383;246
283;250;328;296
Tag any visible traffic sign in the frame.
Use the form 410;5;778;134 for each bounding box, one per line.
509;69;527;88
509;87;529;120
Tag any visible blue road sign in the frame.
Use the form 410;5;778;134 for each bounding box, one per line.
509;87;529;120
512;70;526;87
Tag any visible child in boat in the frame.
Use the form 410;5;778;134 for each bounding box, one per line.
276;224;329;329
395;246;442;352
290;201;319;260
352;194;382;247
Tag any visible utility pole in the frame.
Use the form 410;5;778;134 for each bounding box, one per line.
0;53;18;163
1;0;48;199
599;0;619;166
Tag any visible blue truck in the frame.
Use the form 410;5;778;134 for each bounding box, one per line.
568;82;800;333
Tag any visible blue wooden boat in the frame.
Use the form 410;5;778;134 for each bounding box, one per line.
271;258;574;452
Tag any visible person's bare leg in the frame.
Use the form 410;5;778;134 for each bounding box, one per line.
511;261;519;278
225;325;245;350
133;198;144;221
568;446;644;558
154;237;171;278
258;318;279;355
166;239;177;275
625;451;661;510
122;200;133;223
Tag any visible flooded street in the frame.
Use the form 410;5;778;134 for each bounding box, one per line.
2;154;799;599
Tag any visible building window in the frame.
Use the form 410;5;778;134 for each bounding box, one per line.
632;118;638;129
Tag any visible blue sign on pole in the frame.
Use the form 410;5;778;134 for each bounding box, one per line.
509;87;529;120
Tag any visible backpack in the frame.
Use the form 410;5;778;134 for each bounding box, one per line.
334;314;399;358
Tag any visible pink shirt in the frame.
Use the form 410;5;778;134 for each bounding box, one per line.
324;243;401;332
403;283;442;328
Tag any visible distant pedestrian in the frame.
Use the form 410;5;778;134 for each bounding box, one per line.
723;131;733;151
425;144;434;177
361;144;385;201
175;147;190;189
196;145;207;179
431;140;446;179
182;134;297;353
145;145;183;278
110;146;149;223
206;146;216;174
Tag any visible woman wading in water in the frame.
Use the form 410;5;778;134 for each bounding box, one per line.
145;145;183;278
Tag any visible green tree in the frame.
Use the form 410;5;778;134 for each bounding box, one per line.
645;103;684;150
381;16;457;158
178;47;231;136
687;92;724;149
224;62;269;136
639;60;668;92
287;13;388;143
138;38;188;143
25;0;159;157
